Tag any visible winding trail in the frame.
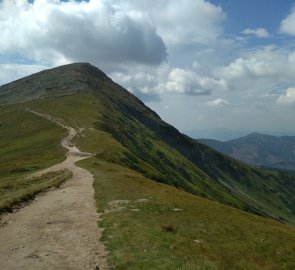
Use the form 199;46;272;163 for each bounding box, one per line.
0;110;108;270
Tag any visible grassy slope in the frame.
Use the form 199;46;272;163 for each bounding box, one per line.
27;93;295;269
0;106;70;212
79;158;295;270
28;93;235;203
28;92;295;223
93;87;295;223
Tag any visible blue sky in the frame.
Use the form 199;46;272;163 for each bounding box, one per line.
212;0;293;32
1;0;295;140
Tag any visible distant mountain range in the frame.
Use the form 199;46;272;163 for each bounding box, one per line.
199;132;295;171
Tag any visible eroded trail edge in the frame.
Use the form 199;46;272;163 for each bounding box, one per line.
0;109;108;270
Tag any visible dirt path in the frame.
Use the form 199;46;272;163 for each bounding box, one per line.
0;110;108;270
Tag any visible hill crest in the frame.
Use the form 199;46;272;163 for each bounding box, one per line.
0;63;108;104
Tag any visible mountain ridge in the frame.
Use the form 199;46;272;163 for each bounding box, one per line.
199;132;295;171
2;62;295;268
1;63;295;224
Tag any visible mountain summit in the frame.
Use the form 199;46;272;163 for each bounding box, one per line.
0;63;109;104
1;63;295;224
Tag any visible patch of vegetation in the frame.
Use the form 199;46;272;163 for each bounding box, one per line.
161;224;176;232
0;106;68;213
79;158;295;270
28;92;126;164
0;107;67;175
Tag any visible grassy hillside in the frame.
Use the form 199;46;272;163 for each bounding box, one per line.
0;106;70;213
97;91;295;223
91;84;295;223
79;157;295;270
26;89;295;224
0;91;294;268
24;91;295;269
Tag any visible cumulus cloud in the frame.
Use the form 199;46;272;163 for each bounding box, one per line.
241;28;269;38
110;68;161;101
207;98;229;107
216;47;283;80
280;6;295;36
0;0;167;68
277;87;295;106
120;0;226;45
111;65;228;99
155;68;227;95
214;46;295;95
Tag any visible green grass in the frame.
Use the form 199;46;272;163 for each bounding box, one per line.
95;91;295;223
26;92;103;128
0;107;67;175
0;106;69;212
27;92;126;163
79;158;295;270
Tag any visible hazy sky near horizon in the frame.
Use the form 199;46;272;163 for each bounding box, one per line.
1;0;295;140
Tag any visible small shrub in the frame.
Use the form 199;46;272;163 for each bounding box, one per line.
161;224;176;232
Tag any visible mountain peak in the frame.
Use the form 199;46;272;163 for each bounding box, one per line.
248;132;260;136
52;62;108;79
244;132;272;138
0;62;110;105
0;63;161;122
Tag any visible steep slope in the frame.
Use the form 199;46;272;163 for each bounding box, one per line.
1;63;295;224
199;133;295;171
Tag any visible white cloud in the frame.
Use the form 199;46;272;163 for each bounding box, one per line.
214;47;295;95
120;0;226;45
241;28;269;38
110;67;161;101
207;98;229;107
156;68;227;95
0;0;226;71
216;47;281;79
280;6;295;36
277;87;295;106
111;65;228;99
0;0;167;68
